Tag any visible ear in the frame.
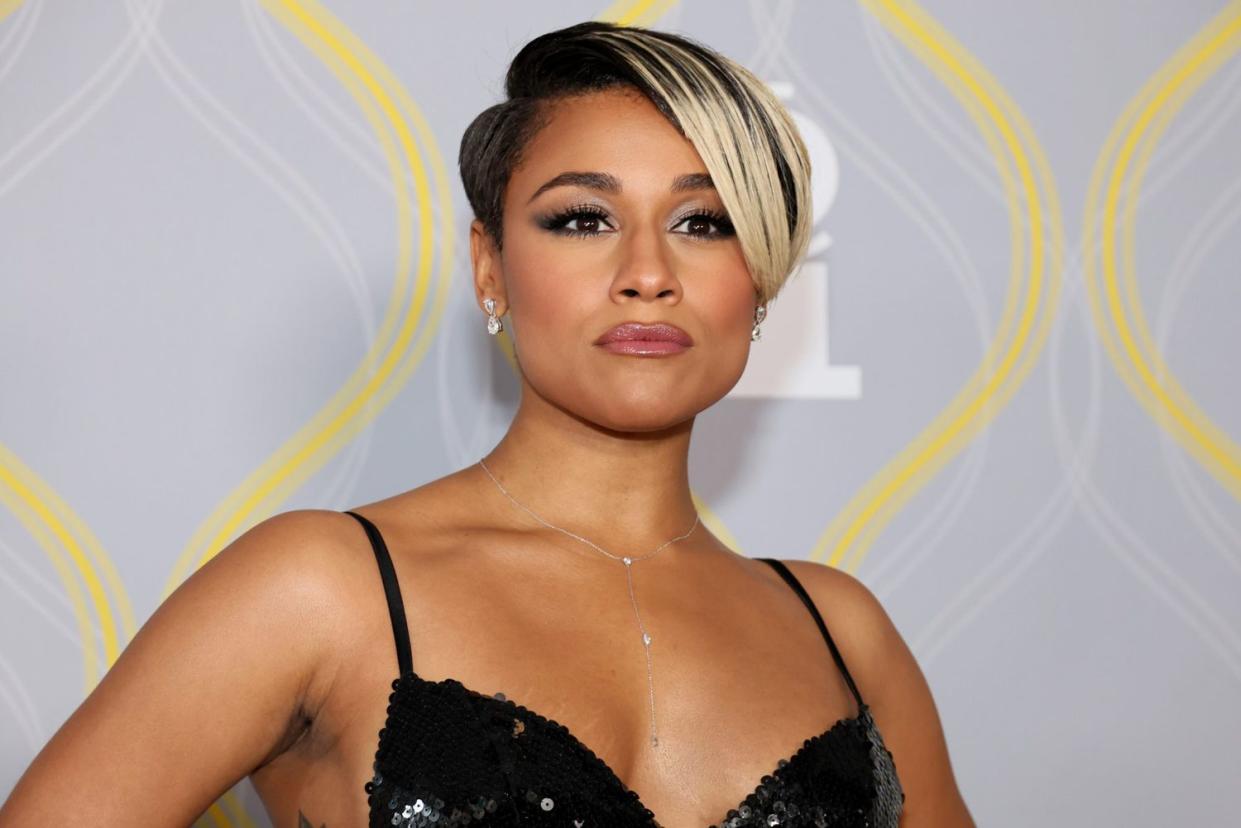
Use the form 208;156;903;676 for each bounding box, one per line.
470;219;507;315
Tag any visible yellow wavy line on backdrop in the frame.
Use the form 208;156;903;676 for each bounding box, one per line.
599;0;677;27
810;0;1065;573
220;787;258;828
0;0;22;24
228;0;458;539
1121;13;1241;492
0;443;136;692
165;0;441;585
0;7;141;692
844;0;1067;570
0;0;234;816
187;0;457;820
0;454;97;683
197;793;254;828
162;0;455;597
230;0;459;539
831;0;1030;571
217;0;455;537
1093;6;1241;484
1084;3;1241;501
202;805;230;828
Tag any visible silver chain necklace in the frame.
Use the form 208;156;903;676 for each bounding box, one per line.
477;457;700;747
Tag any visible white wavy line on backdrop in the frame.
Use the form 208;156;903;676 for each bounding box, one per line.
0;648;43;751
748;0;997;598
0;536;58;748
774;0;998;595
823;1;1241;679
859;9;993;192
0;0;41;90
912;71;1241;676
742;0;992;590
834;3;1014;594
0;0;146;701
744;0;796;74
848;1;1086;649
0;650;41;754
0;535;89;647
237;0;415;508
1155;164;1241;574
0;0;160;199
224;1;377;512
862;4;1241;221
239;0;449;224
116;0;385;510
915;218;1241;677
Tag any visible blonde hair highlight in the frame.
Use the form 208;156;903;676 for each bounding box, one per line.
458;21;813;306
584;28;812;306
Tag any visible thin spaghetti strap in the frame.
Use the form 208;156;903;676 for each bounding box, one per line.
344;510;413;677
758;558;865;708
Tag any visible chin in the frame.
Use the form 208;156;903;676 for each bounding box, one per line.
584;395;711;434
596;413;694;435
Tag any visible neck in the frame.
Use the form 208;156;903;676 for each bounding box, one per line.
477;389;700;552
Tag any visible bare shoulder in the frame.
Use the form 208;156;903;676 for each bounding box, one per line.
774;559;900;695
776;559;976;828
138;507;388;725
0;508;381;825
192;508;386;640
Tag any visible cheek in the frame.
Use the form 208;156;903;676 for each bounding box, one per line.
497;231;760;426
499;238;599;373
704;262;760;338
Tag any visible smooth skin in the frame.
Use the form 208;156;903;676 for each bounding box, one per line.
0;87;973;827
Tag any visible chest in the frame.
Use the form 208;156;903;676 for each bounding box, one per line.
258;529;897;826
257;617;864;827
363;671;896;828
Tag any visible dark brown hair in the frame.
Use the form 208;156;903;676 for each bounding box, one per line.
457;20;812;305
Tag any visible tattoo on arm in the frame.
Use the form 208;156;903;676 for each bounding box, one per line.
297;810;326;828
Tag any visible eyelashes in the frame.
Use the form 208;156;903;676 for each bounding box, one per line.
536;203;736;240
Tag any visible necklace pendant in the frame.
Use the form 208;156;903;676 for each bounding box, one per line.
622;556;632;566
642;633;652;646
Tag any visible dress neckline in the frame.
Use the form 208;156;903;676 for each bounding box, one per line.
374;669;871;828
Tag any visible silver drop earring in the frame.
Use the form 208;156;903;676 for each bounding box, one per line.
752;304;767;341
484;297;503;335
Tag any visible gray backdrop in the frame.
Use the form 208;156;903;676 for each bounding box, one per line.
2;1;1239;825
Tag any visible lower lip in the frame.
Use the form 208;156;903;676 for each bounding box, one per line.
598;340;690;355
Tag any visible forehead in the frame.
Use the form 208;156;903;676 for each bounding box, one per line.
509;89;710;197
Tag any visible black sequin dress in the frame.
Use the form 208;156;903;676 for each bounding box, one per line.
344;510;904;828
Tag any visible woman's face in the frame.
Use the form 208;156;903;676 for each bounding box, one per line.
471;87;759;433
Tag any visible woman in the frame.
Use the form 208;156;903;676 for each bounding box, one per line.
0;20;973;828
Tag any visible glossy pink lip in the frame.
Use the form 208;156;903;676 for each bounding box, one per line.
595;322;694;347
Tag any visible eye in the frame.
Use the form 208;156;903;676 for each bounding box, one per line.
536;205;736;240
538;205;616;238
671;209;735;240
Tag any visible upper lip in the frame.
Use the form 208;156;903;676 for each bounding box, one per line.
595;321;694;346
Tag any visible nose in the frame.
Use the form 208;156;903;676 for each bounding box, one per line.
609;222;682;304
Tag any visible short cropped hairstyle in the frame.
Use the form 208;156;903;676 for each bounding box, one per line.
458;20;813;307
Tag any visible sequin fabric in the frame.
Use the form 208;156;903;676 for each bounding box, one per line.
345;510;904;828
363;672;903;828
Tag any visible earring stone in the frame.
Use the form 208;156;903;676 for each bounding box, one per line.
484;297;503;335
751;304;767;341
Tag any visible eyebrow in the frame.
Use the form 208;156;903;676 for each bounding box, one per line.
526;171;715;203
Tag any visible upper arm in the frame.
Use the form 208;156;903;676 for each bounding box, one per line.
0;509;357;826
785;560;975;828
